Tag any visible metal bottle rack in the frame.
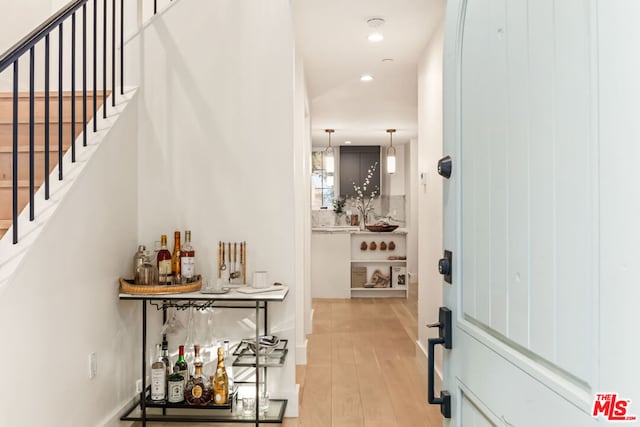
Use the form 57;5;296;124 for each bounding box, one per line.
119;288;289;426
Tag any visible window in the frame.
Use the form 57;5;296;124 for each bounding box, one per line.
311;149;335;209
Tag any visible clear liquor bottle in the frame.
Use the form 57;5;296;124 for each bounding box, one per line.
151;344;166;402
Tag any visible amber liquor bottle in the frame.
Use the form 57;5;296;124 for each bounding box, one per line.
157;235;172;285
172;231;181;284
185;345;212;406
212;347;229;405
180;230;195;283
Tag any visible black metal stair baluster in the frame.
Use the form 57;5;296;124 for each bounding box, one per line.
12;61;18;244
154;0;157;15
29;47;35;220
120;0;123;95
44;34;50;200
103;0;107;118
58;23;63;181
82;3;87;146
93;0;97;131
111;0;115;107
71;12;76;162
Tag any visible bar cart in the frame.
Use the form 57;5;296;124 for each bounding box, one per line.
119;287;289;426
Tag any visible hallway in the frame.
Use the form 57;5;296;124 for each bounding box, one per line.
294;288;443;427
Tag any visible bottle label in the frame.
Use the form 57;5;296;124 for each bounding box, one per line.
159;260;171;282
168;381;184;403
181;257;195;279
191;385;203;399
215;393;223;403
151;368;166;401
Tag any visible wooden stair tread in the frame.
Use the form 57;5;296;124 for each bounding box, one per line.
0;145;65;153
0;180;32;187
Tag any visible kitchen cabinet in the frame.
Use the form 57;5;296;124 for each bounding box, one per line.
349;230;408;298
119;288;289;426
311;229;408;298
311;232;351;298
339;146;381;198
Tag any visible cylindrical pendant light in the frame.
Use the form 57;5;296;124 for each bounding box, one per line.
386;129;396;174
325;129;335;174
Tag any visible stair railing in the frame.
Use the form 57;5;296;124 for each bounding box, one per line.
0;0;127;244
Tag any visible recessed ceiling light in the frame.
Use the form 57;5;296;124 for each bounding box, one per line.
382;58;394;63
344;140;352;144
367;17;385;28
360;74;374;82
368;32;384;42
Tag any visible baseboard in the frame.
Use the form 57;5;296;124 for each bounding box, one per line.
306;308;314;335
416;339;443;388
296;338;308;365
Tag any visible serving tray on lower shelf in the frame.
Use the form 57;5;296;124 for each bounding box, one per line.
232;339;288;367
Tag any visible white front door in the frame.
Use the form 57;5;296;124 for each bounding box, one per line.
432;1;640;426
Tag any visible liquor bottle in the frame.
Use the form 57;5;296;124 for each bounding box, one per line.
133;245;146;280
161;340;171;381
181;230;195;283
212;347;229;405
157;235;172;285
167;372;185;403
172;231;181;284
151;344;167;402
173;345;189;388
223;340;234;392
185;345;212;406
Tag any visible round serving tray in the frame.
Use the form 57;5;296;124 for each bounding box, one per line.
119;275;202;294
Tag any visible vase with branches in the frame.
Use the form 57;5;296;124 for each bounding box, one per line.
351;161;379;228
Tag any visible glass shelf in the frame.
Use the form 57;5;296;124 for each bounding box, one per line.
122;398;287;424
233;339;288;367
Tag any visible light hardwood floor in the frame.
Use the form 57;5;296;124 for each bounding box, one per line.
293;285;443;427
143;284;442;427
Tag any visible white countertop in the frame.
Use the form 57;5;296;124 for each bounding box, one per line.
119;285;289;302
312;226;408;235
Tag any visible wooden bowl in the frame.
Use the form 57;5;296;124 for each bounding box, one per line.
365;224;399;232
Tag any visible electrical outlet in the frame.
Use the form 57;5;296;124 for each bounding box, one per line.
135;379;143;394
89;353;97;379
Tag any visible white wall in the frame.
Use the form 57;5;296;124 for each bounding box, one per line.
293;51;311;363
0;93;140;426
417;21;444;376
128;0;299;414
406;138;419;283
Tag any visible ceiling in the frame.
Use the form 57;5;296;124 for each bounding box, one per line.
293;0;445;147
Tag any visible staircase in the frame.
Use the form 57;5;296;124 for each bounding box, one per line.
0;92;105;239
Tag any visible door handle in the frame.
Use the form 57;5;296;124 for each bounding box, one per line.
427;307;452;418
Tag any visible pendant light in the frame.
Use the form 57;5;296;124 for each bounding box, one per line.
386;129;397;174
324;129;335;174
